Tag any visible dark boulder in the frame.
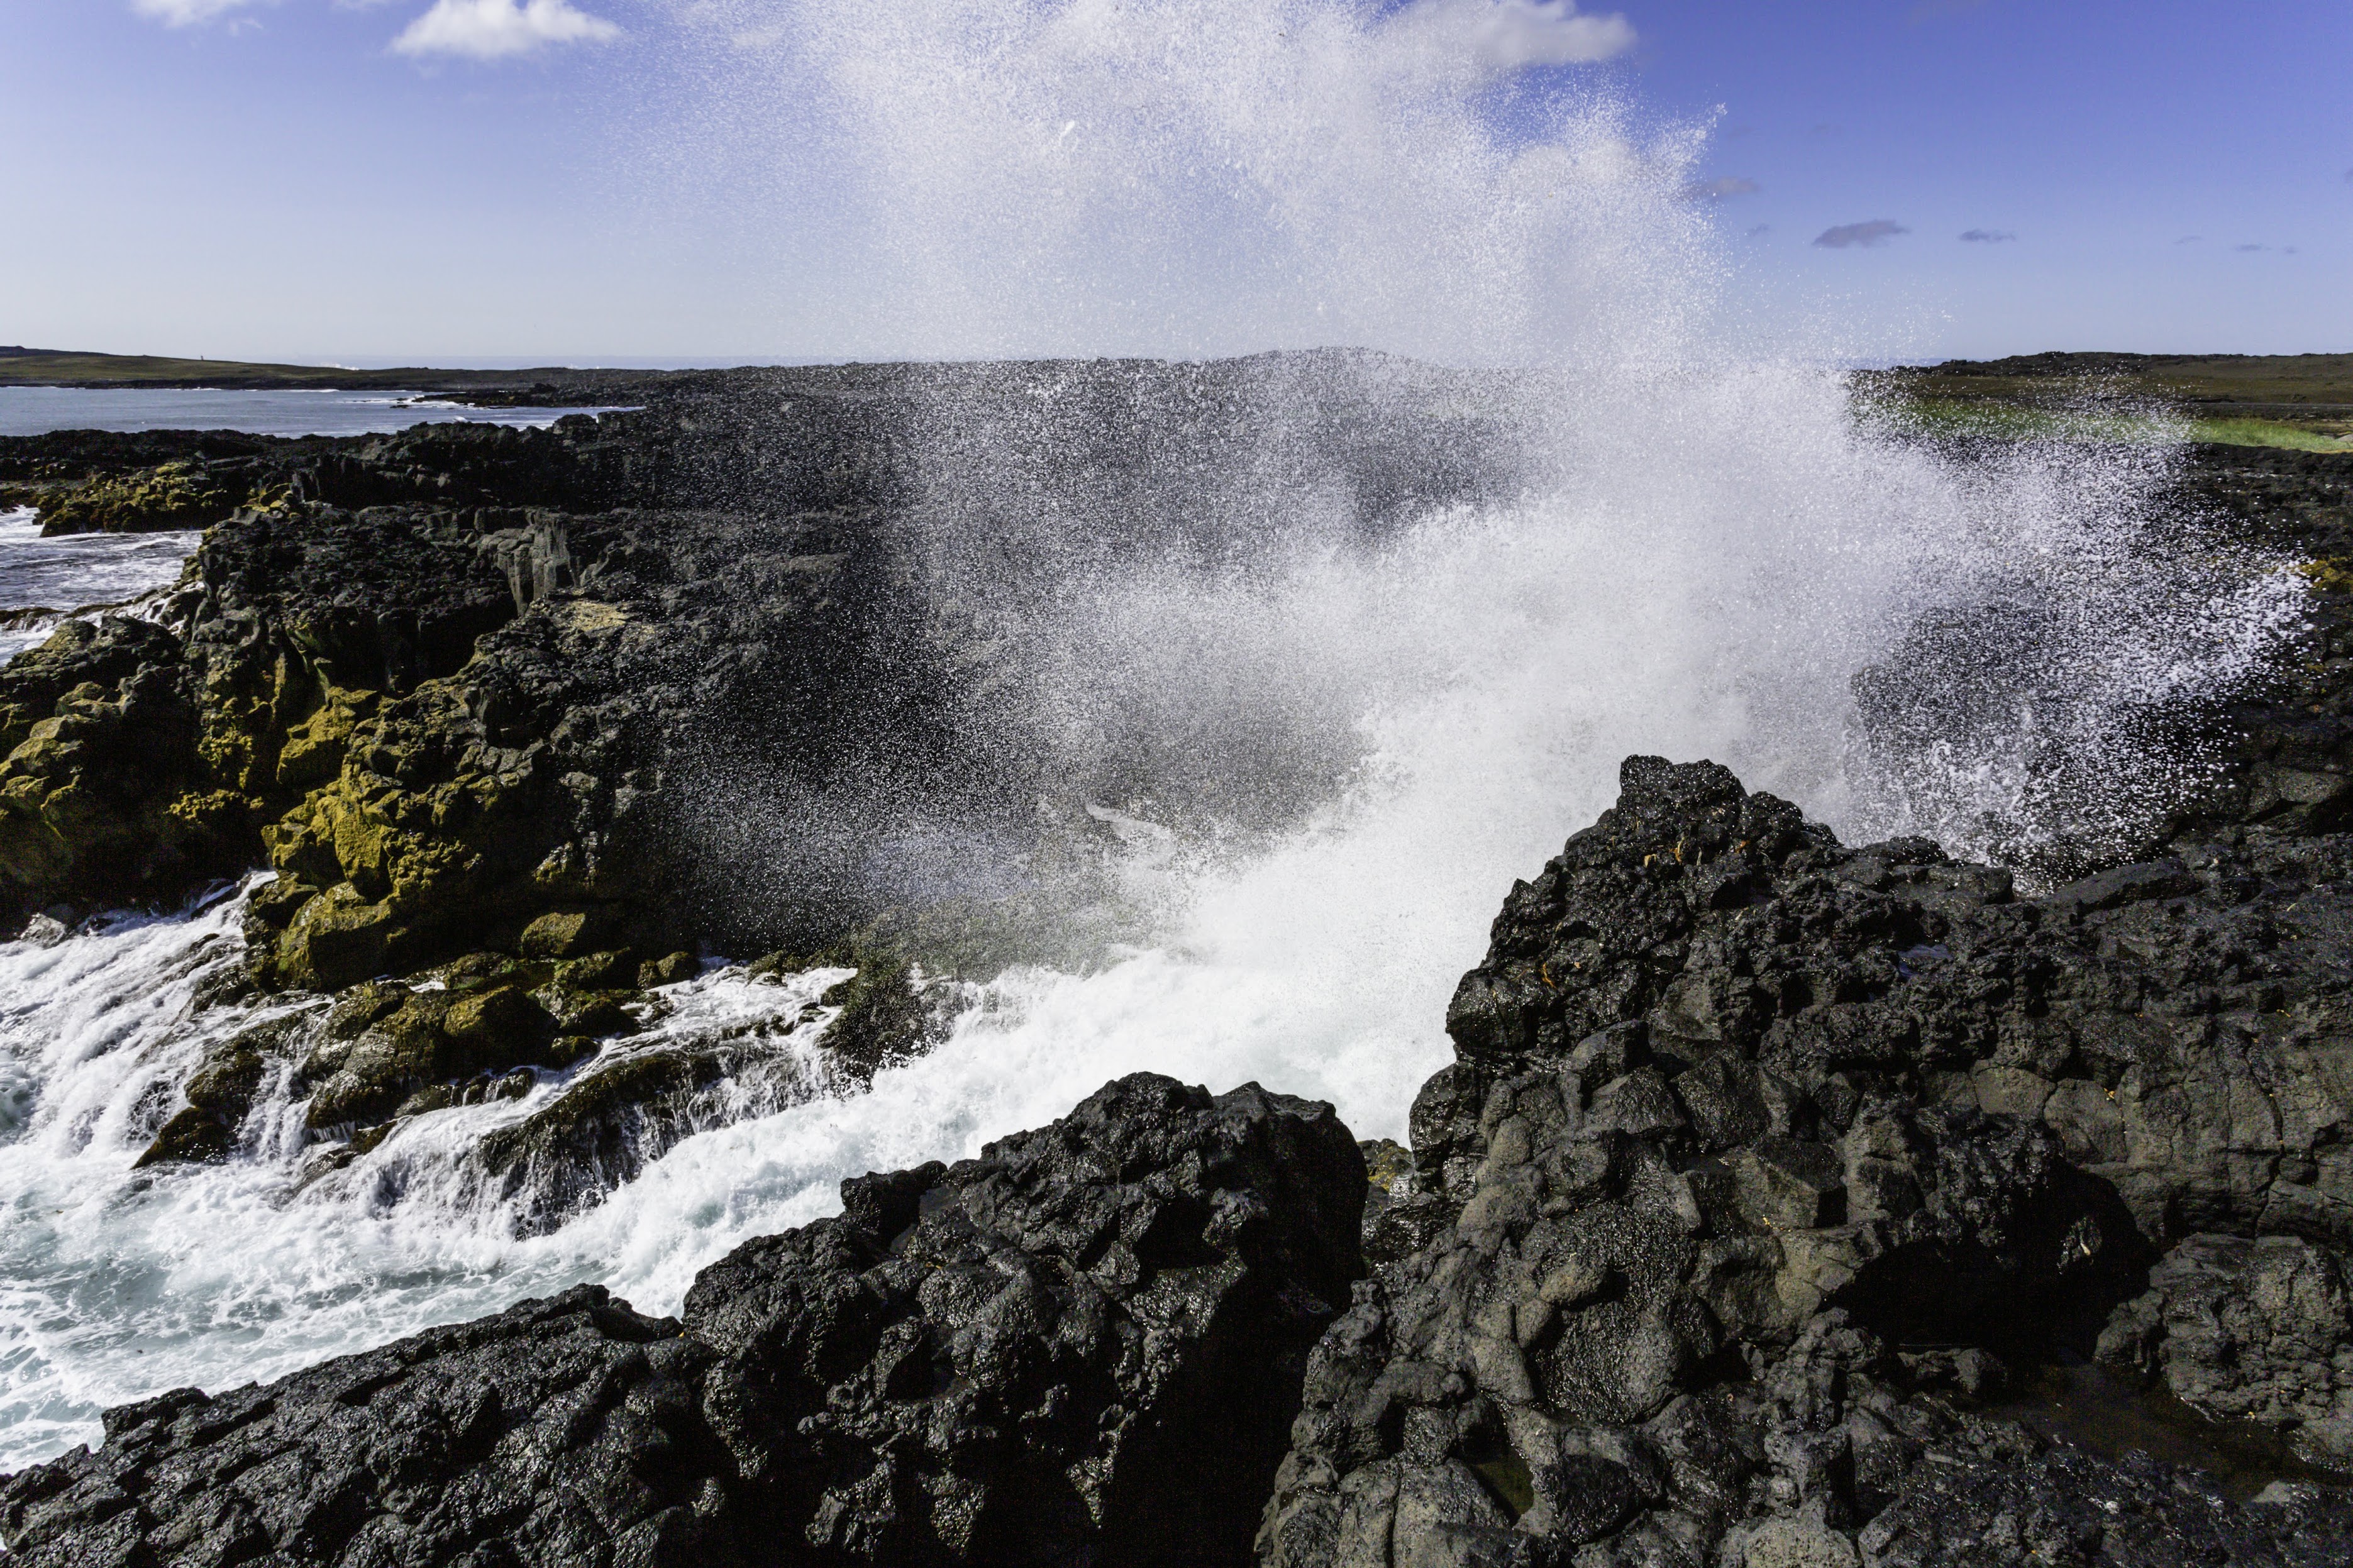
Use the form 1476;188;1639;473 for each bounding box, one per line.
682;1073;1365;1566
0;1073;1367;1567
2096;1232;2353;1471
0;1287;730;1568
1260;756;2353;1568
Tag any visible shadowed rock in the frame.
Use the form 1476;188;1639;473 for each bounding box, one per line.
0;1073;1366;1567
1261;755;2353;1568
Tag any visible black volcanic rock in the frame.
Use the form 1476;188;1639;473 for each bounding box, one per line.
0;354;1523;959
1259;756;2353;1568
1859;1435;2353;1567
0;1073;1366;1567
2096;1232;2353;1471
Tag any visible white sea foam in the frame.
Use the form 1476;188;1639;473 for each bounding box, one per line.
0;0;2310;1471
0;508;203;661
0;887;862;1472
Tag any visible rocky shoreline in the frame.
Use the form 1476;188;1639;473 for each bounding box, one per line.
1;367;2351;1564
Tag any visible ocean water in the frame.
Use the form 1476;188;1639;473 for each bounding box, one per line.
0;386;631;439
0;508;200;661
0;0;2310;1475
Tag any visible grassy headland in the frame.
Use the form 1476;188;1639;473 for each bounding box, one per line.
0;345;682;398
1862;351;2353;453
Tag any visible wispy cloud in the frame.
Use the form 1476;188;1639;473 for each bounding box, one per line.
1380;0;1636;79
131;0;270;23
2235;242;2269;252
392;0;621;58
1683;176;1759;202
2174;235;2202;245
1958;228;2017;243
1813;219;1907;249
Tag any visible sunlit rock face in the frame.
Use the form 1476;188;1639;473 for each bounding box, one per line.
1260;756;2353;1568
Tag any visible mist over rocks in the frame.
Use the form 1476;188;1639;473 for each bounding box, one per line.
12;752;2353;1564
0;1073;1367;1568
4;365;2353;1562
1256;754;2353;1568
0;353;1520;955
0;354;1532;1192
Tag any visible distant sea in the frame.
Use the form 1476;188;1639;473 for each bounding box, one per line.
0;385;632;438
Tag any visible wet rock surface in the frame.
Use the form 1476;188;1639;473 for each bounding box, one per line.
1259;755;2353;1568
0;1073;1366;1567
2;354;1517;964
2098;1233;2353;1470
6;383;2353;1564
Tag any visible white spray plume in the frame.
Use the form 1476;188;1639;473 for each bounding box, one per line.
0;0;2309;1475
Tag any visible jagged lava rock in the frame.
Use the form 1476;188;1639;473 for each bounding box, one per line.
1260;756;2353;1568
0;1073;1366;1567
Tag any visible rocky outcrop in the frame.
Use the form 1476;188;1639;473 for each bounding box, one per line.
0;1073;1366;1567
2096;1234;2353;1470
2;353;1525;966
0;616;248;910
1258;755;2353;1567
30;460;276;536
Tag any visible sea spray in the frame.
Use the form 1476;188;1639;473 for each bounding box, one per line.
0;0;2310;1472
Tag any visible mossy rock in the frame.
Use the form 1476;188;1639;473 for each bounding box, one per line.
535;986;640;1039
246;878;322;934
302;978;563;1134
318;980;407;1044
472;1043;734;1230
442;983;557;1074
743;951;794;983
133;1013;309;1169
135;1105;240;1169
34;461;248;536
1359;1137;1413;1197
432;952;546;991
519;908;620;961
2298;557;2353;596
272;691;379;792
553;948;639;991
637;951;698;988
820;955;937;1080
273;886;399;991
305;993;455;1130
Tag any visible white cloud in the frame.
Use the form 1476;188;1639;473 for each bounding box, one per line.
1380;0;1636;82
131;0;272;23
392;0;621;58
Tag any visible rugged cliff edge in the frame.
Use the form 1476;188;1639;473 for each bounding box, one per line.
11;756;2353;1565
4;373;2353;1564
0;1074;1366;1567
1260;754;2353;1567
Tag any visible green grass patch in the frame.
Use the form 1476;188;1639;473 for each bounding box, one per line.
1864;394;2352;454
2181;418;2353;453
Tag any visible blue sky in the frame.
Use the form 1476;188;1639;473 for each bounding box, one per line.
1;0;2346;365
